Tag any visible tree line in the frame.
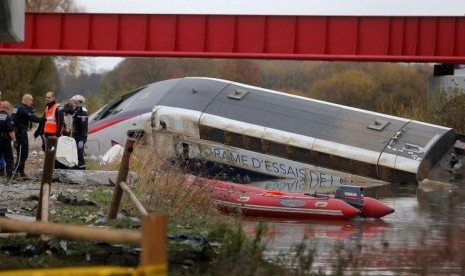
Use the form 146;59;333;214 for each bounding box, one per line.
2;54;464;133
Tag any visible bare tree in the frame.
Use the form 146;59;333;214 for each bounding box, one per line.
25;0;81;12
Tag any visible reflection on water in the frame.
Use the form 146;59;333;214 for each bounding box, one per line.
250;178;342;194
248;178;401;198
243;180;465;275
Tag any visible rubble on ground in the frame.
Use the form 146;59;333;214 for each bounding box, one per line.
34;169;139;185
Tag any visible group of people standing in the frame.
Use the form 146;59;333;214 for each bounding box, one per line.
0;92;88;180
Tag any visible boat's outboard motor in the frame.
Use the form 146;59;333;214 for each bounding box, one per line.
334;185;364;209
450;153;458;167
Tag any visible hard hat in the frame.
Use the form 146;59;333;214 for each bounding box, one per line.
71;94;85;106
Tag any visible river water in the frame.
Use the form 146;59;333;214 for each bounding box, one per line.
242;179;465;275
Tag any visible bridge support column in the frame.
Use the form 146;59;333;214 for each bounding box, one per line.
428;64;465;111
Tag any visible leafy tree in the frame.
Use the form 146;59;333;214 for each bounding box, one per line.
0;55;55;104
117;58;175;89
215;59;261;85
427;88;465;133
85;81;122;114
258;60;306;90
0;0;83;106
57;70;103;101
310;70;378;110
367;63;429;114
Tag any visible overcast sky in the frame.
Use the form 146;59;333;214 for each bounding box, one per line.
77;0;465;16
78;0;465;72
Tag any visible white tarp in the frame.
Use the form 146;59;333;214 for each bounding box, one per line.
56;136;78;167
101;144;124;164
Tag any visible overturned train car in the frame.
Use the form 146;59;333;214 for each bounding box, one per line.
87;77;465;186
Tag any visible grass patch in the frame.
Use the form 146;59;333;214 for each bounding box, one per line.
126;144;286;274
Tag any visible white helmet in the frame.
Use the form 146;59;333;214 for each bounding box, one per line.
71;94;85;107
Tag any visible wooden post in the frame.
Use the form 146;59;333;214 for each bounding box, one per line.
108;138;136;219
119;181;148;216
36;136;57;221
40;183;50;222
0;217;141;246
140;214;167;272
0;233;28;238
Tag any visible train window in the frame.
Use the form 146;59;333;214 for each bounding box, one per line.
111;96;138;115
132;85;152;100
264;140;288;158
261;139;269;153
159;121;167;130
182;143;189;160
225;131;243;148
378;166;395;182
395;170;417;185
288;146;312;163
98;98;124;120
379;167;416;184
199;125;225;144
199;125;209;138
352;160;377;178
97;88;142;120
312;151;331;168
330;156;352;173
243;136;263;153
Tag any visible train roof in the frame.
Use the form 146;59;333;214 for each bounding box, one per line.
153;77;454;162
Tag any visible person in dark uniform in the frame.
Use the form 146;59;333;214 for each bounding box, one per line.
0;101;17;179
62;100;74;136
0;91;5;176
12;94;45;178
69;95;88;170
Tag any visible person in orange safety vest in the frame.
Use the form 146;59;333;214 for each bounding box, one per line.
34;91;64;152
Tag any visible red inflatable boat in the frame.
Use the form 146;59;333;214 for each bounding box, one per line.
186;175;394;220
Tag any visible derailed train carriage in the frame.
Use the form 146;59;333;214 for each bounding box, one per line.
87;77;465;186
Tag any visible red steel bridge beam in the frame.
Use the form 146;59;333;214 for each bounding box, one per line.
0;12;464;63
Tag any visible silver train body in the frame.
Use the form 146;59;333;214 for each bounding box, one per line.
88;77;465;186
